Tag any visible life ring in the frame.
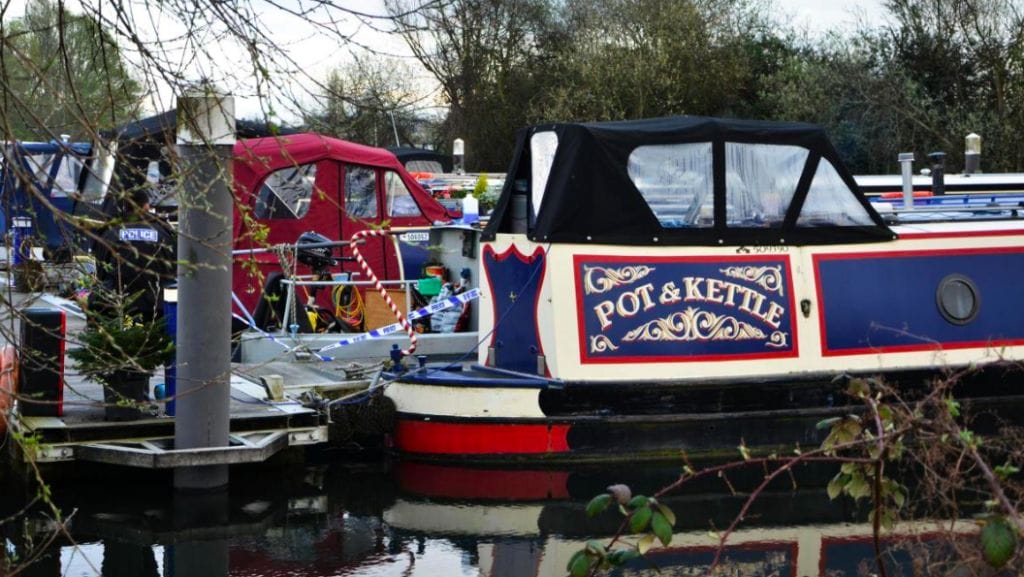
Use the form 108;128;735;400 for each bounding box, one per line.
0;344;17;435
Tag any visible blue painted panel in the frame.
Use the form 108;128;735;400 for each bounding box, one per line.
483;246;545;373
0;142;91;252
576;256;796;362
823;537;953;575
817;250;1024;352
396;231;430;280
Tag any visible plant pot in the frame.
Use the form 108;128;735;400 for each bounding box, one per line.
102;370;150;421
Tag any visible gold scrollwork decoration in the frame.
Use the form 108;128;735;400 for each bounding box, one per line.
719;265;784;296
583;265;655;295
623;307;766;342
766;331;789;348
589;334;620;353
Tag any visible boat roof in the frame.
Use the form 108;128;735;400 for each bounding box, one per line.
105;109;299;143
233;133;452;223
387;146;454;173
857;172;1024;195
484;116;894;245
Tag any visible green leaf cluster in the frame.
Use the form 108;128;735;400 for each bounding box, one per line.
572;485;677;575
980;517;1017;568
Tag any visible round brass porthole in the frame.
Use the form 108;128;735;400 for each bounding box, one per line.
936;274;980;325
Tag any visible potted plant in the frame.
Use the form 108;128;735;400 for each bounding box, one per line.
70;292;174;421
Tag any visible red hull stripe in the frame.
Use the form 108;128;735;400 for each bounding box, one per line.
395;420;570;455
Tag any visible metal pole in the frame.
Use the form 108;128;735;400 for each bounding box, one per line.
173;88;236;490
928;151;946;196
898;152;915;210
388;111;400;147
170;490;229;577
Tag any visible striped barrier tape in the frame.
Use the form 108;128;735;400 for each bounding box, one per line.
318;288;480;354
231;291;333;362
350;229;418;356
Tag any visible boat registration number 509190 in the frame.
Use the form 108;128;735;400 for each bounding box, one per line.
573;255;798;363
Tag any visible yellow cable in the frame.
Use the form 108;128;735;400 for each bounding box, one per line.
332;284;365;330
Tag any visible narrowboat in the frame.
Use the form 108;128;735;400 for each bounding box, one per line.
384;116;1024;462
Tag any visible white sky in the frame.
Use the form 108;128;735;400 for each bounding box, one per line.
775;0;887;35
3;0;890;124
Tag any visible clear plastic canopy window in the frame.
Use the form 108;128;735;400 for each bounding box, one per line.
530;131;558;219
626;141;869;229
628;142;714;228
255;163;317;219
725;143;808;227
798;159;874;226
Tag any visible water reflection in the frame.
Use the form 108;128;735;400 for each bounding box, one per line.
4;459;979;576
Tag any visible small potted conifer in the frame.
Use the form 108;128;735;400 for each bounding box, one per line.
69;291;174;421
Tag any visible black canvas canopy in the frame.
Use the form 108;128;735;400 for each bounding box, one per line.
483;116;894;246
97;110;298;210
388;147;453;173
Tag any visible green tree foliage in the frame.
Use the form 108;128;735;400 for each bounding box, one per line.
0;0;142;140
386;0;563;171
304;54;441;149
542;0;776;121
388;0;1024;174
763;0;1024;173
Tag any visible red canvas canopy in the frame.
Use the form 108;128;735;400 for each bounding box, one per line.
233;133;451;224
231;133;453;317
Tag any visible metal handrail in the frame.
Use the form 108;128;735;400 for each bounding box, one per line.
885;205;1021;215
281;278;407;288
231;239;363;257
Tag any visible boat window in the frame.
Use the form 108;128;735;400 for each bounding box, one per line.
798;159;875;226
405;160;444;174
628;142;713;228
385;170;421;217
937;274;980;325
51;155;83;198
725;143;807;227
530;131;558;219
25;154;55;189
345;165;378;219
254;162;316;219
81;146;114;203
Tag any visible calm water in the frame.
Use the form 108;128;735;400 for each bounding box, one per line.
2;457;965;576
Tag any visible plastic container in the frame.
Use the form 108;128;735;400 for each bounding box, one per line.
424;265;446;281
461;193;479;224
417;276;442;297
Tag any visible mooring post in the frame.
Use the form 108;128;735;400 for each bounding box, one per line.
173;87;236;490
898;152;915;210
169;490;230;576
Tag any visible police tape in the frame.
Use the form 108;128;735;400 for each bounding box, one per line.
317;288;481;354
232;292;334;362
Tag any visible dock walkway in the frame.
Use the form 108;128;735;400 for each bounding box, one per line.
5;291;379;469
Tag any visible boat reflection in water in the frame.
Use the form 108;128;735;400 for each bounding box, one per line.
13;461;975;576
388;462;970;577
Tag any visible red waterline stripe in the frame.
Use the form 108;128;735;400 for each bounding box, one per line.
395;420;570;455
397;462;570;500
